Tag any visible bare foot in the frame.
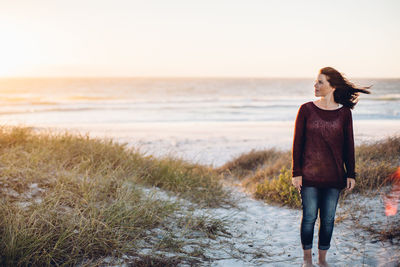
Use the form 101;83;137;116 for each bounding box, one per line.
302;262;314;267
317;261;331;267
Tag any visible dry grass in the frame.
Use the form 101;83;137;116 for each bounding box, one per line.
217;149;291;192
222;136;400;210
361;220;400;245
0;126;235;266
353;136;400;193
222;135;400;243
217;149;287;178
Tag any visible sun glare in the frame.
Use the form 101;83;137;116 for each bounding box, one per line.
0;26;41;77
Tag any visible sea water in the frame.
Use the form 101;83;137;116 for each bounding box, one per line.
0;77;398;166
0;77;398;125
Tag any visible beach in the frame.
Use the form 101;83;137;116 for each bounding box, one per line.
0;77;399;266
1;77;399;166
139;184;400;266
26;120;400;168
1;0;399;264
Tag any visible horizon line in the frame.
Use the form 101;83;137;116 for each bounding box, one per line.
1;75;399;79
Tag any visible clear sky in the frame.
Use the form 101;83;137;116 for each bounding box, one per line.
0;0;399;78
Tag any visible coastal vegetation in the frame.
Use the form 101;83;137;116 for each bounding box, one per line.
1;126;398;265
218;135;400;244
0;126;235;266
219;136;400;208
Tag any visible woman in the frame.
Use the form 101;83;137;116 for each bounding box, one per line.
291;67;371;267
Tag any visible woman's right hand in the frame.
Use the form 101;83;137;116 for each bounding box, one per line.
292;176;302;192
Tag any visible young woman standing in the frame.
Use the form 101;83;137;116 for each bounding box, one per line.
292;67;371;267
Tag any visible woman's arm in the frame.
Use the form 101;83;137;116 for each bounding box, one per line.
292;104;307;178
343;109;356;180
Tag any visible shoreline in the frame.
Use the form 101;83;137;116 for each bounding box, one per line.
3;120;400;167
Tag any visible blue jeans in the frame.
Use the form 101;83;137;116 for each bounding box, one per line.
300;186;341;250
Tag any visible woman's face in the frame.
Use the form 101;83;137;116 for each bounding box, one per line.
314;74;335;97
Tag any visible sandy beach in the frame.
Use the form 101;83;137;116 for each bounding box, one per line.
1;0;399;264
2;119;399;266
135;182;400;266
1;77;399;266
30;120;400;167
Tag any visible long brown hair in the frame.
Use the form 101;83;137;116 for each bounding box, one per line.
320;67;371;109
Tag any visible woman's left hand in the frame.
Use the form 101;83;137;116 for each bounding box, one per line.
346;178;356;192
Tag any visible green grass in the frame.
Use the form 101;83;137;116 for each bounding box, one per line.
254;167;301;209
0;126;235;266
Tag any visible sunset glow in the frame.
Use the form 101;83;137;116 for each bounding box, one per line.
0;0;399;78
0;26;39;76
385;167;400;216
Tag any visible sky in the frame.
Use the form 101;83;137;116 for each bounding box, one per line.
0;0;399;78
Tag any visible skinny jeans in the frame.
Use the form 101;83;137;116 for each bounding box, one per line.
300;186;341;250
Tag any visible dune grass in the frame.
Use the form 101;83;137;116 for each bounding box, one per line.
217;149;291;192
0;126;235;266
253;167;301;209
219;136;400;244
353;136;400;194
219;135;400;209
1;125;398;264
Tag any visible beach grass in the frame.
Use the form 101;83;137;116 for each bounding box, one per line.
0;126;235;266
1;125;398;265
219;135;400;209
353;136;400;193
219;135;400;244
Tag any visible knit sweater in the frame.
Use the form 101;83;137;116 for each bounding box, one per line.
292;101;356;189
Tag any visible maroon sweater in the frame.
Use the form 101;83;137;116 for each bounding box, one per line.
292;101;356;189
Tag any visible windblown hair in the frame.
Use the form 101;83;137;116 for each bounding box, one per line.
320;67;372;109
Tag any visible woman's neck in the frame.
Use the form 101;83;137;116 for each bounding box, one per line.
317;92;339;109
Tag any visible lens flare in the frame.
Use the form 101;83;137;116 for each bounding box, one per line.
384;167;400;216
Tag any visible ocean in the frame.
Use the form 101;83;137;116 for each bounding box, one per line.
0;77;399;125
0;77;399;166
